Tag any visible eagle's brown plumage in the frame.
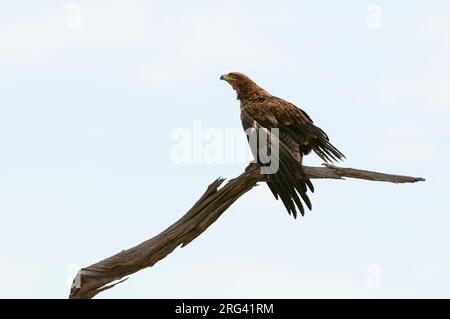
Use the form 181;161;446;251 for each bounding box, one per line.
221;72;345;218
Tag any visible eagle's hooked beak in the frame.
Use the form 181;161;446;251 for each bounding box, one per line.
220;74;228;81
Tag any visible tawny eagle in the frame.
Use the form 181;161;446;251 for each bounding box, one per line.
221;72;345;218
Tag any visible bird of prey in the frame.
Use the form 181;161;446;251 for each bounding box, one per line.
220;72;345;218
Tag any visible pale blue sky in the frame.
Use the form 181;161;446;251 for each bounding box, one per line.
0;0;449;298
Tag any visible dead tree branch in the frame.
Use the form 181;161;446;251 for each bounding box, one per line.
68;163;424;299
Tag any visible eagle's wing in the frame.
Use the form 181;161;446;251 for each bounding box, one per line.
246;97;345;163
241;110;312;218
240;96;345;218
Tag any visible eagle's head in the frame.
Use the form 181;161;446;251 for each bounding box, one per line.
220;72;267;99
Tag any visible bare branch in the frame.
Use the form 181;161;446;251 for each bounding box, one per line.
68;163;424;299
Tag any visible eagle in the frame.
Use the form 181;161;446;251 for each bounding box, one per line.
221;72;345;218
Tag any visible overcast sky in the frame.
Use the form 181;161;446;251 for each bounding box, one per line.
1;0;449;298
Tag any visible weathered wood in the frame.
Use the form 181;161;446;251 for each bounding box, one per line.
69;163;424;299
